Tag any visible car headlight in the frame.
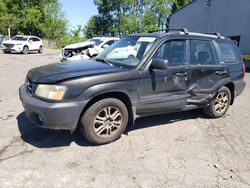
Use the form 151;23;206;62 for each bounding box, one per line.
35;84;67;101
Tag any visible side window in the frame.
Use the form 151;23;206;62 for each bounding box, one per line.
190;40;218;65
105;40;115;46
217;42;238;63
154;40;186;66
33;37;40;42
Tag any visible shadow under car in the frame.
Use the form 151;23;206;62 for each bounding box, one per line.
17;109;206;148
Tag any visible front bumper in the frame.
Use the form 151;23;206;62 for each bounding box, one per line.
60;55;91;62
60;50;91;62
19;85;85;131
1;45;23;52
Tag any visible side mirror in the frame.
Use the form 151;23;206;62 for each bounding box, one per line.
103;44;109;49
29;40;33;43
150;58;169;70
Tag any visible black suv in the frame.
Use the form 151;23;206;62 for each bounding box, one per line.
19;29;246;145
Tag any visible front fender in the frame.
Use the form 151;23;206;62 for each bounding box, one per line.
78;79;139;106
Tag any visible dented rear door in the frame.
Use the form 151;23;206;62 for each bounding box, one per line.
187;39;230;104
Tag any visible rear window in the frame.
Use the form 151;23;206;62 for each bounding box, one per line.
217;42;238;63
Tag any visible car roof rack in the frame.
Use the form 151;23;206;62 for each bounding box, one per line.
149;29;223;38
149;28;189;35
167;28;189;34
204;32;222;38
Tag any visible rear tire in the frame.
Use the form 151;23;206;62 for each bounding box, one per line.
203;86;231;118
38;46;43;53
22;46;29;54
80;98;128;145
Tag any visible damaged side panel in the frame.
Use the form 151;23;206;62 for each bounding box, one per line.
187;65;230;105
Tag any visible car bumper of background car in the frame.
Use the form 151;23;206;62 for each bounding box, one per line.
19;85;85;131
60;55;91;62
2;45;23;52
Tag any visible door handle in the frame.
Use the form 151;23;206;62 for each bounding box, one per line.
176;72;188;77
215;70;228;76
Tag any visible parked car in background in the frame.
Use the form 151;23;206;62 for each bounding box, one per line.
60;37;119;61
1;35;43;54
0;35;4;45
20;29;245;145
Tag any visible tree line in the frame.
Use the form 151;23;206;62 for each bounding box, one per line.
84;0;190;38
0;0;68;42
0;0;190;47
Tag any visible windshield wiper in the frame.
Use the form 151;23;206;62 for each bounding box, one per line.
96;58;114;66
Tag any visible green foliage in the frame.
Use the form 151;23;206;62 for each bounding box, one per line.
171;0;191;13
0;0;68;46
83;0;192;37
83;0;172;37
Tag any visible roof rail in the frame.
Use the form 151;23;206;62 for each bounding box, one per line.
149;28;189;35
204;32;222;38
167;28;189;34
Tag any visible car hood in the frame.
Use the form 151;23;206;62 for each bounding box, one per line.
27;60;127;83
64;41;95;50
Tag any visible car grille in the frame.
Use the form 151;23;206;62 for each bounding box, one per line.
3;43;14;48
26;79;33;95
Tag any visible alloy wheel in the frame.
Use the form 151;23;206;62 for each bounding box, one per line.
93;106;122;139
214;91;229;114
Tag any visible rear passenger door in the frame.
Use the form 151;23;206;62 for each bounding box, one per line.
28;37;36;50
32;37;41;50
187;39;230;103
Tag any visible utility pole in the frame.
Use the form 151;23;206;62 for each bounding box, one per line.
8;28;11;40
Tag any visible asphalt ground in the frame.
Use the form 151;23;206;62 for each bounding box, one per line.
0;49;250;188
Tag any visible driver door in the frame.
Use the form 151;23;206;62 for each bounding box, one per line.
137;39;189;115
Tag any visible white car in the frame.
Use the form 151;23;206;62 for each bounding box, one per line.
1;35;43;54
60;37;119;62
0;35;4;45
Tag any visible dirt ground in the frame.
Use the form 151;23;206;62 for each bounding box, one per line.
0;49;250;188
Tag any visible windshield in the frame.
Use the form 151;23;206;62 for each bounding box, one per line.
89;39;103;46
96;36;157;68
12;36;28;41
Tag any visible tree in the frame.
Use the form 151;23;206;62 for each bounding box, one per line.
83;15;112;38
84;0;172;37
41;0;68;41
0;0;68;42
171;0;190;13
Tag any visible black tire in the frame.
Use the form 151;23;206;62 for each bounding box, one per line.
38;46;43;53
203;86;231;118
80;98;128;145
3;51;10;54
22;46;29;54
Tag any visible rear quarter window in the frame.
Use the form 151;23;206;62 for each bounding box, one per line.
217;42;238;63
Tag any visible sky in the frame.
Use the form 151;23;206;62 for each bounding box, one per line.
60;0;98;29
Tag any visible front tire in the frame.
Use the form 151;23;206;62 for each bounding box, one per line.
22;46;29;54
203;86;231;118
80;98;128;145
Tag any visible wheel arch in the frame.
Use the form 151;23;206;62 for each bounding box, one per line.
225;82;235;105
77;91;134;129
